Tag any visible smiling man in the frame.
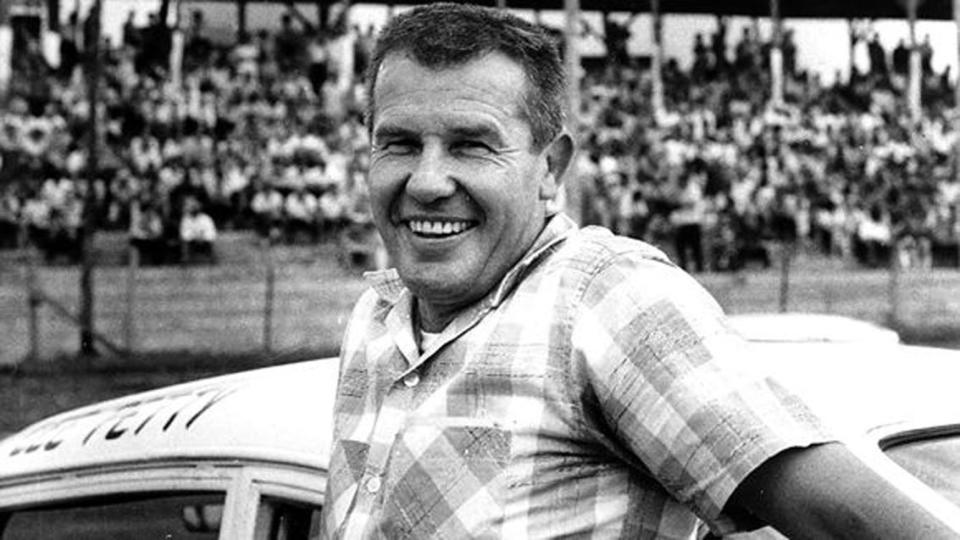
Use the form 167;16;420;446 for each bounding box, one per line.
364;49;565;332
321;4;960;539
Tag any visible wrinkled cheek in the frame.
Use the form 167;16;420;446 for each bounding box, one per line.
367;187;400;230
377;227;408;266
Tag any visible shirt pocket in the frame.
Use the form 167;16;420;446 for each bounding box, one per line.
378;417;511;538
406;416;511;464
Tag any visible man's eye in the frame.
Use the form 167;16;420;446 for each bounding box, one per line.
379;141;417;155
453;141;494;156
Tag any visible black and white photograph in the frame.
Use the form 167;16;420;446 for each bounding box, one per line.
1;0;960;537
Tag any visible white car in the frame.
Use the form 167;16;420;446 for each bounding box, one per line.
727;313;900;344
732;340;960;537
0;358;339;539
1;340;959;538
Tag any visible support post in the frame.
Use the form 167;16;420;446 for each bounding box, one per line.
79;0;102;358
823;283;834;314
769;0;784;106
238;0;247;39
170;0;184;90
955;0;960;111
0;0;11;99
778;242;792;313
27;251;41;365
262;239;275;352
907;0;922;122
124;244;138;353
847;19;856;83
563;0;582;225
953;0;960;190
316;0;327;31
956;201;960;269
170;29;184;88
48;0;60;33
650;0;665;120
888;245;901;328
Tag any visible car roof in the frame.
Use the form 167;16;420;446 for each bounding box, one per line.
0;358;340;482
728;313;900;344
3;341;959;485
742;342;960;439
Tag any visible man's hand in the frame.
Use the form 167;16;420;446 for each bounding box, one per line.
725;442;960;539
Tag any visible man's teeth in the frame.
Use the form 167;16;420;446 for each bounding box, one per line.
408;220;472;236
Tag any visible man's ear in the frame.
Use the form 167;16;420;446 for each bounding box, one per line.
539;131;575;201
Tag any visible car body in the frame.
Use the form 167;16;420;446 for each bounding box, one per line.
727;312;900;344
1;335;959;538
732;340;960;537
0;358;339;539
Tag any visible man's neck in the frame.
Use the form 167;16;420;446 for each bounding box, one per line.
415;298;458;334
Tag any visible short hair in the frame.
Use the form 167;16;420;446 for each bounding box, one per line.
365;3;566;151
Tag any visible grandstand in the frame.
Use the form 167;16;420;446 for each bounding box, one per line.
2;0;960;365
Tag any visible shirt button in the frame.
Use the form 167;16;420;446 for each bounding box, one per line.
365;475;381;493
403;372;420;387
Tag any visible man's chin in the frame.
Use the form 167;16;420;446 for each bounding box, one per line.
399;264;478;303
401;270;466;300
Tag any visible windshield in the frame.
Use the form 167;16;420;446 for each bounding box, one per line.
885;434;960;509
0;492;223;539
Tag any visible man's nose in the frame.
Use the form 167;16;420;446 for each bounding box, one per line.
406;146;456;203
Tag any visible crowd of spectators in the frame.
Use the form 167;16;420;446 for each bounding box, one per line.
0;7;377;265
2;11;960;272
576;16;960;271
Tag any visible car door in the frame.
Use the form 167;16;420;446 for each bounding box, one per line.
0;461;326;540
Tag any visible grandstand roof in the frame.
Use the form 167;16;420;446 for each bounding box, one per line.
627;0;950;20
190;0;953;21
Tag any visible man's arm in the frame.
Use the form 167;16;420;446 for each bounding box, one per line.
726;441;960;539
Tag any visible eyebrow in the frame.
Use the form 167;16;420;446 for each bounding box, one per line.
449;124;506;146
372;125;415;142
373;121;507;146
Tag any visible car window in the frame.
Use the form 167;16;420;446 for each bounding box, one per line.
254;496;321;540
0;492;223;539
885;434;960;509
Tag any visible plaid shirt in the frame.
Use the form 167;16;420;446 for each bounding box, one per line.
321;214;832;539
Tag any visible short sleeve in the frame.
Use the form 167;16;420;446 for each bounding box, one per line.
570;253;833;534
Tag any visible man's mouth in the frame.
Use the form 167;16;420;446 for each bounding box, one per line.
405;219;478;238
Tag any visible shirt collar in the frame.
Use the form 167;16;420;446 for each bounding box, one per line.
363;213;577;308
487;212;577;307
364;267;405;304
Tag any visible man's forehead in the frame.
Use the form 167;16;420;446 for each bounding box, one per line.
371;52;531;132
373;51;529;105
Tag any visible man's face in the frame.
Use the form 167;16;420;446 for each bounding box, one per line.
369;52;562;330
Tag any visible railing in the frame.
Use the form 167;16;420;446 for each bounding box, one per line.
3;236;960;368
698;244;960;345
0;235;370;368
